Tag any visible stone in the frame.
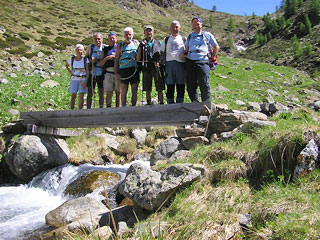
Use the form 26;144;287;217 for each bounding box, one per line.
181;136;209;149
266;89;280;96
313;101;320;111
96;133;119;150
150;137;184;166
7;109;19;116
235;100;246;106
169;150;191;162
89;226;113;239
0;78;9;84
63;170;120;197
131;128;147;147
247;102;261;112
37;51;45;58
45;196;108;228
269;102;285;114
239;120;276;133
176;127;205;138
294;139;319;177
9;73;17;78
133;152;151;161
4;135;70;182
40;80;59;88
119;162;204;211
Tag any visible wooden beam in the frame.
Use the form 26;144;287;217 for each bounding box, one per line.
27;125;82;136
20;102;209;128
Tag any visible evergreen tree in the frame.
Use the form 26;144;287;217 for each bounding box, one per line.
303;42;312;56
228;17;235;32
267;32;272;41
299;22;306;35
305;16;312;34
212;5;217;12
293;39;302;56
209;14;214;28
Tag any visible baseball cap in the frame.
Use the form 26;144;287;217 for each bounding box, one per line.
109;31;117;36
191;17;202;23
144;25;154;31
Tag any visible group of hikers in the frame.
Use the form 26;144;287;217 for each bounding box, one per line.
65;17;220;109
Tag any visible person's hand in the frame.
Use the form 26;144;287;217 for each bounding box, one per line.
81;80;87;89
154;62;159;68
91;57;97;63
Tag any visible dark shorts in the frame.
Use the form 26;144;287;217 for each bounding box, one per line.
142;67;165;91
87;75;104;89
119;67;140;85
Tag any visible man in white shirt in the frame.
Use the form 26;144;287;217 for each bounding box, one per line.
160;20;186;104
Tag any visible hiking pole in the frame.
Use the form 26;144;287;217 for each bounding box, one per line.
91;62;96;109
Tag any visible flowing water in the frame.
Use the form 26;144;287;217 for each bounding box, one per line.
0;163;129;240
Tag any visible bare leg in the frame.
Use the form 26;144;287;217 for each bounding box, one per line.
131;81;139;106
115;91;121;107
106;91;113;107
98;88;104;108
78;93;84;109
70;93;77;110
121;83;128;107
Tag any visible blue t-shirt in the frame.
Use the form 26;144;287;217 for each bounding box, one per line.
90;44;104;76
104;44;117;68
185;31;218;61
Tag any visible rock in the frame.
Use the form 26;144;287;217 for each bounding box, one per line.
239;120;276;133
238;213;252;228
181;136;209;149
20;56;29;62
2;122;26;134
119;162;204;211
97;133;119;150
294;139;319;177
176;127;205;138
235;100;246;106
0;78;9;84
313;101;320;111
214;85;230;92
9;73;17;78
4;135;70;181
150;137;184;166
100;205;136;229
247;102;261;112
0;26;5;34
63;170;120;198
269;102;285;114
118;221;129;236
15;91;23;97
135;221;169;238
7;109;19;116
37;51;45;58
219;131;235;140
89;226;113;239
40;80;59;88
264;94;275;104
169;150;191;162
45;196;108;228
267;89;280;96
130;128;147;147
133;152;151;161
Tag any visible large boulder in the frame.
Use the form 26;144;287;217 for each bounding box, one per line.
45;196;108;228
64;170;121;198
4;135;70;182
119;162;204;211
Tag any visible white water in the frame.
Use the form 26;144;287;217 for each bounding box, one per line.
0;163;129;240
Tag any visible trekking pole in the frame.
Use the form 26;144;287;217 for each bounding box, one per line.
91;62;96;109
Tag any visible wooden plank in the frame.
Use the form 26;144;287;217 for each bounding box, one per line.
27;125;81;136
20;102;209;128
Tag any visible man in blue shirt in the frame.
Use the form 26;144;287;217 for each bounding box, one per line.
183;17;220;102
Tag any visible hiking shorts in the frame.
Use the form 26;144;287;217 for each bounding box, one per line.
165;60;185;85
87;75;104;89
142;67;165;92
104;72;121;92
69;78;88;94
119;67;140;85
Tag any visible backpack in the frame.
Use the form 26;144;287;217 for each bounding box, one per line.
139;39;161;69
186;32;218;70
160;35;187;65
87;43;106;72
120;40;141;71
71;56;87;71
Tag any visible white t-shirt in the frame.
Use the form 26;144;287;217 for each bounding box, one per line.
160;35;185;63
67;57;89;81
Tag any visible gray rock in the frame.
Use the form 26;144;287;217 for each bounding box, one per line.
314;101;320;111
235;100;246;106
176;127;205;138
37;52;45;58
131;128;147;147
150;137;184;165
0;26;5;34
247;102;261;112
40;80;59;88
240;120;276;133
133;152;151;161
181;136;209;149
169;150;191;162
9;73;17;78
7;109;19;116
294;139;319;177
89;226;113;239
119;162;204;211
269;102;285;114
97;133;119;150
267;89;280;96
45;196;108;228
4;135;70;181
0;78;9;84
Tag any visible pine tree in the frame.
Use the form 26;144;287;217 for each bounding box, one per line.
209;14;214;28
228;17;235;32
212;5;216;12
305;16;312;34
303;42;312;56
